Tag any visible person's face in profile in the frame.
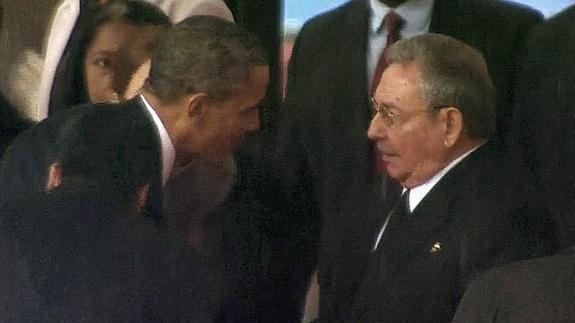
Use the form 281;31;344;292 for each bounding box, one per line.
83;19;165;103
179;65;269;163
367;62;448;188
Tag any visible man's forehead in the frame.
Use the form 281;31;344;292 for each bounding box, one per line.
377;63;421;95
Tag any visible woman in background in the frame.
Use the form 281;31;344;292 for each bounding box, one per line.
49;0;171;113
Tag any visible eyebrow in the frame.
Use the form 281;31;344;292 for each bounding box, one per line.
379;99;399;112
85;49;121;56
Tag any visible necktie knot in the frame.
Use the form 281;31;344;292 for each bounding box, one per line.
383;11;404;43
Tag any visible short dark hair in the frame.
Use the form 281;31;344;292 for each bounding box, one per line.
387;33;496;139
56;106;156;200
146;15;268;104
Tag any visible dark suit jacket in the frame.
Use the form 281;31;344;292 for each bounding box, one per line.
510;5;575;249
279;0;543;318
0;183;211;322
347;143;555;323
453;247;575;323
0;97;163;218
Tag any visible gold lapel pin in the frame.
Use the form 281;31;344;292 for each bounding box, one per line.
430;242;442;253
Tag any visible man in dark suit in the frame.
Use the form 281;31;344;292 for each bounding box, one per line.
0;107;210;321
0;15;269;225
452;247;575;322
0;15;269;321
278;0;543;318
344;33;555;322
510;5;575;249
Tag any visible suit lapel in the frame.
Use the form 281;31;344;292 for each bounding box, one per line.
375;182;454;270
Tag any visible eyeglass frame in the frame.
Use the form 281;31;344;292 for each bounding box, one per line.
369;96;450;127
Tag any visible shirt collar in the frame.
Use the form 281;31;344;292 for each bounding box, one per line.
369;0;435;35
406;144;482;212
139;94;175;186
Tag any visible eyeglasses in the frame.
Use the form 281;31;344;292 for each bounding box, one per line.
369;97;449;127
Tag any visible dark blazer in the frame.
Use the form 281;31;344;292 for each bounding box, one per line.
510;5;575;249
0;184;211;322
279;0;543;318
347;143;555;323
453;247;575;323
0;97;162;217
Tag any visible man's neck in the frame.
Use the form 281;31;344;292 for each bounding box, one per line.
401;138;486;189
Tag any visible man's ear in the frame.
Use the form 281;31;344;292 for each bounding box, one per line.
46;162;62;191
186;93;211;119
442;107;463;148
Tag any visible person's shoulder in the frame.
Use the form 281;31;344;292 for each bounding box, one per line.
460;0;541;17
465;250;575;303
299;0;365;35
455;250;575;323
439;0;542;28
545;5;575;25
528;5;575;41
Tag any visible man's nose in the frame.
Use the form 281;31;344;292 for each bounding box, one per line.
367;113;387;141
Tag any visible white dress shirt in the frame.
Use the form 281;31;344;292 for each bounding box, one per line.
408;145;481;212
139;94;175;186
367;0;434;87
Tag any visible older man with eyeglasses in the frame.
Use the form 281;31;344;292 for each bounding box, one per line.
333;33;559;323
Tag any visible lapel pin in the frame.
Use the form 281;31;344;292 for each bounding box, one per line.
430;242;442;253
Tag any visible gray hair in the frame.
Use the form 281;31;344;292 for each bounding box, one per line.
146;15;268;104
387;33;496;139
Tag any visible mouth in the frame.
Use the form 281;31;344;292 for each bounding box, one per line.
380;154;396;163
377;146;397;159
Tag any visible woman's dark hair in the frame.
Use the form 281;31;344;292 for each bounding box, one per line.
49;0;171;113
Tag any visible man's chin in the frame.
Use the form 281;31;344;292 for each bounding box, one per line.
385;166;402;182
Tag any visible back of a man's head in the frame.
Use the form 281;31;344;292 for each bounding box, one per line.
146;15;268;104
55;107;156;201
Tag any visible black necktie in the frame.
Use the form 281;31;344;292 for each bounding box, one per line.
373;189;410;251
